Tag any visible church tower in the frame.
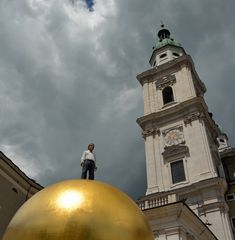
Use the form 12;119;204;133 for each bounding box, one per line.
137;25;234;239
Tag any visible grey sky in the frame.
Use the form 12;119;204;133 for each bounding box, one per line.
0;0;235;199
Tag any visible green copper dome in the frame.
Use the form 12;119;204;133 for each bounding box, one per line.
153;25;181;50
154;38;181;50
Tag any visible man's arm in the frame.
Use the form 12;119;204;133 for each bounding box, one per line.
93;153;97;170
80;151;86;166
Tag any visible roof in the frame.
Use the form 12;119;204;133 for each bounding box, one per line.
0;151;43;190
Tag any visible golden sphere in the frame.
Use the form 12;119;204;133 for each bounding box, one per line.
3;180;154;240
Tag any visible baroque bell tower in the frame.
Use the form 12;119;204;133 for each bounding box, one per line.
137;25;233;239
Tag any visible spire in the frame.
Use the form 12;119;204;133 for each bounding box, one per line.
149;24;184;67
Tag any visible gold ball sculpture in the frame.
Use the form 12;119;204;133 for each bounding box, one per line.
3;179;154;240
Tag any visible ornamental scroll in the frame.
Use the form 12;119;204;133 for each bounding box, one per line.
155;75;176;90
184;112;203;125
142;128;160;138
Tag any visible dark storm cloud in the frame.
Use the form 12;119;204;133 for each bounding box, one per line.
0;0;234;199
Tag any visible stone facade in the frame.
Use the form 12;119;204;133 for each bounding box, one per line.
137;55;221;195
142;202;217;240
137;26;234;240
219;136;235;238
0;151;43;239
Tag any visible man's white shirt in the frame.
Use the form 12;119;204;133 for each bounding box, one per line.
81;150;96;163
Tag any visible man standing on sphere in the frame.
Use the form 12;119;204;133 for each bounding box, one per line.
81;143;96;180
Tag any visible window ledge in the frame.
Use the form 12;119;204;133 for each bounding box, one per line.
170;180;189;188
162;101;177;109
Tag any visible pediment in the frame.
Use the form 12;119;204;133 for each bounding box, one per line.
162;145;189;159
155;75;176;90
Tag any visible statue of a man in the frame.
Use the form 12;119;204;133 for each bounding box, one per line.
81;143;96;180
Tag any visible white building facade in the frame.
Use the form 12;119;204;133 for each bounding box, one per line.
137;25;234;240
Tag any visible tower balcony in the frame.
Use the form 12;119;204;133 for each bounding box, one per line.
137;193;177;210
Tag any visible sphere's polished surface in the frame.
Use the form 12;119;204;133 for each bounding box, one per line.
3;180;154;240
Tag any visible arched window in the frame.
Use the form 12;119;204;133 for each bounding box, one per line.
162;86;174;104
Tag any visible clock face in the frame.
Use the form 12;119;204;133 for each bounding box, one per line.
164;129;184;146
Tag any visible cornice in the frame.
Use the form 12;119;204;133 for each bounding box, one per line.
137;55;189;85
137;97;205;128
0;151;43;191
139;177;227;202
137;97;220;140
149;45;186;65
220;147;235;159
137;54;206;97
197;201;229;215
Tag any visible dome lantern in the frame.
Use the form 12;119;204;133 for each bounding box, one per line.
150;24;185;67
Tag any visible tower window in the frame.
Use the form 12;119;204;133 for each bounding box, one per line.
173;52;180;57
162;86;174;104
171;160;186;184
160;53;167;59
12;187;18;194
231;217;235;229
226;194;235;201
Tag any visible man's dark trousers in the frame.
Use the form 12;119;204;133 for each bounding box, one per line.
81;159;95;180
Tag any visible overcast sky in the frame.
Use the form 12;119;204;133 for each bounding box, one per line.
0;0;235;199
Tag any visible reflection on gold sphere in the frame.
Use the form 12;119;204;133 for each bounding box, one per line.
3;180;154;240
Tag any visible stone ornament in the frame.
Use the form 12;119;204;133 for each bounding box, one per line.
184;112;202;125
155;75;176;90
162;145;189;159
142;128;160;138
163;127;184;147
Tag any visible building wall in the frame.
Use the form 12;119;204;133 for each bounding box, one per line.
227;185;235;237
137;47;234;238
142;202;217;240
139;177;232;240
221;151;235;239
144;117;218;194
0;172;27;238
142;63;199;116
139;55;219;195
0;153;43;239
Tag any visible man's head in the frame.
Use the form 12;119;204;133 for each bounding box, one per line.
88;143;95;152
